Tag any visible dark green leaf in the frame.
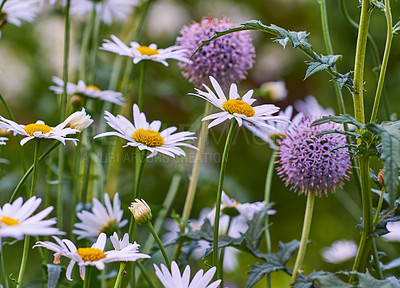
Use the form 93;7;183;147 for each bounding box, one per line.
312;115;364;130
357;271;400;288
314;273;351;288
246;261;286;288
305;61;329;79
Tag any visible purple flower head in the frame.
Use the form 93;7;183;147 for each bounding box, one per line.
176;16;255;88
276;117;351;196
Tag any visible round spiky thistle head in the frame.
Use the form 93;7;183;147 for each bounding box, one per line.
276;117;351;196
176;16;255;88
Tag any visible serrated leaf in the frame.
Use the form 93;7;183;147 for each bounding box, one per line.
357;271;400;288
315;274;351;288
305;61;329;79
243;209;269;253
47;264;61;288
312;115;364;130
289;31;311;48
246;261;286;288
275;240;301;265
366;121;400;206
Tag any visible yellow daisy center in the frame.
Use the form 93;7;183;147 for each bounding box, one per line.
222;99;255;117
85;85;101;91
132;129;164;147
0;216;20;226
23;123;52;136
76;248;106;262
136;46;159;56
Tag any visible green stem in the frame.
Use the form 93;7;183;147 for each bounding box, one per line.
137;262;155;288
83;266;92;288
89;4;102;84
291;192;315;284
0;242;9;288
213;120;237;279
349;157;373;283
16;236;30;288
10;141;61;202
146;221;170;268
0;93;29;195
370;0;393;123
143;159;184;253
138;62;146;109
373;188;385;225
113;262;127;288
264;151;275;288
30;140;41;197
371;238;383;279
79;5;96;81
0;0;7;12
218;216;233;288
71;134;82;238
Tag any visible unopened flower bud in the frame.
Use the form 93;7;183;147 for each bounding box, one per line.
65;108;93;132
129;199;152;225
378;170;384;186
71;95;84;108
259;81;288;102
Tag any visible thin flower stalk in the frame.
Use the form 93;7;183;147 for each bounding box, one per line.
146;221;170;268
0;0;6;12
290;192;315;283
83;266;92;288
16;236;30;288
138;61;146;109
218;216;233;287
213;120;237;279
370;0;393;123
30;140;41;197
113;262;126;288
79;5;96;81
0;244;8;288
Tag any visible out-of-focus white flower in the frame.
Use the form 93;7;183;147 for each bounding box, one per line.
382;222;400;242
294;95;334;117
34;233;150;280
0;196;63;239
95;104;197;158
0;137;7;145
58;108;93;132
73;193;128;239
1;0;40;27
259;81;288;102
0;114;80;146
50;76;124;105
101;35;190;66
321;240;357;264
154;261;221;288
68;0;139;25
191;76;289;129
129;199;152;225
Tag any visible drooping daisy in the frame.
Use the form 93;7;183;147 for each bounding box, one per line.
68;0;139;25
321;240;358;264
0;0;40;28
0;137;7;145
34;232;150;280
50;76;124;106
101;35;191;66
154;261;221;288
58;108;93;132
177;16;255;87
0;113;81;146
191;76;289;129
107;232;150;262
0;196;63;240
94;104;197;158
73;193;128;239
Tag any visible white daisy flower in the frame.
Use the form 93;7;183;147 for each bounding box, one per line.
0;196;63;240
294;95;334;117
1;0;40;28
191;76;289;129
94;104;198;158
0;137;7;145
58;108;93;132
382;222;400;242
0;114;80;146
34;232;150;280
321;240;358;264
101;35;191;66
67;0;139;25
154;261;221;288
246;105;302;149
73;193;128;240
107;232;150;261
50;76;124;106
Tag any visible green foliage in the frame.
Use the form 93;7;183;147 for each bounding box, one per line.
192;20;354;92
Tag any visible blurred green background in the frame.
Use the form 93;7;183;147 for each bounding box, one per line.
1;0;400;286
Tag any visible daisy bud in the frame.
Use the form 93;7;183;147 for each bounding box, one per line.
378;169;384;186
259;81;288;102
71;95;84;108
66;108;93;132
129;199;152;225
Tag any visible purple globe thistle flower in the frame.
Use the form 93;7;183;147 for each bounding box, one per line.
276;117;351;196
176;16;255;88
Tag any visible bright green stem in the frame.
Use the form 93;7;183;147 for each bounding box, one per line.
218;216;233;288
291;192;315;284
182;102;211;220
213;120;237;279
143;159;184;253
0;93;29;195
373;188;385;225
113;262;127;288
10;142;61;202
318;0;346;115
137;262;155;288
370;0;393;123
264;152;276;288
0;243;9;288
16;236;30;288
146;222;170;268
89;5;102;84
352;0;372;124
83;266;92;288
349;157;373;283
71;134;82;238
30;140;41;197
138;62;146;109
79;5;96;81
371;238;383;279
0;0;7;12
